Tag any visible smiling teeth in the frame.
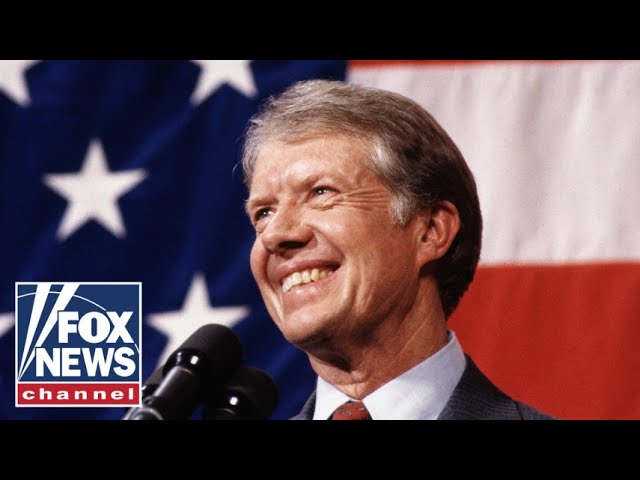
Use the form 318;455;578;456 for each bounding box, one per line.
283;268;330;293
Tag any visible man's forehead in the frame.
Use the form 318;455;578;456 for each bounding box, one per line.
252;145;362;193
254;135;368;171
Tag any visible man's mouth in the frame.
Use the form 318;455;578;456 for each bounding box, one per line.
282;267;338;293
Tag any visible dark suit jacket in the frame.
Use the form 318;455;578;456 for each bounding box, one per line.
291;355;554;420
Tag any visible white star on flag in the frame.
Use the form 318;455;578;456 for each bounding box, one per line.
0;312;14;339
190;60;257;104
0;60;38;106
43;139;147;241
148;272;250;367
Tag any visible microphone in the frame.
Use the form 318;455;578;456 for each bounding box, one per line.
124;324;243;420
121;366;163;420
203;366;279;420
141;366;164;399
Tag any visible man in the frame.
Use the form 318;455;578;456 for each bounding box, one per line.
242;79;553;420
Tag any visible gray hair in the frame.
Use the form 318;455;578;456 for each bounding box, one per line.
242;80;482;318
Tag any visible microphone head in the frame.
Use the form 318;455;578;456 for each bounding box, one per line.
164;323;243;387
131;324;243;420
204;366;279;420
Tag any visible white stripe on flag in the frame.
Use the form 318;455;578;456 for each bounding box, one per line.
348;60;640;264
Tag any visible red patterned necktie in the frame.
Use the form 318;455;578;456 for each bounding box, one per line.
331;400;372;420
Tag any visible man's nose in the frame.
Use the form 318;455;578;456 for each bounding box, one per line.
260;207;313;256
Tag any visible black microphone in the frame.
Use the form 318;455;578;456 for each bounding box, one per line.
124;324;243;420
141;366;164;399
203;366;279;420
122;366;164;420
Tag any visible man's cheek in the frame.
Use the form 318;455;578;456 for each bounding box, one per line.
249;245;263;280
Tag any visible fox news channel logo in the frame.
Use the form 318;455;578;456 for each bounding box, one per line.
15;282;142;408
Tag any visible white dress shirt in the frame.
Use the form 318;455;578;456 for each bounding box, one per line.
312;330;466;420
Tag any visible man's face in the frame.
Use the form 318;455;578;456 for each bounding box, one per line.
247;134;424;350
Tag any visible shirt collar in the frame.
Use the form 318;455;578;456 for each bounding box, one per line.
313;330;466;420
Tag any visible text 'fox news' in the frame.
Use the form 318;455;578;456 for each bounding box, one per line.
15;282;142;407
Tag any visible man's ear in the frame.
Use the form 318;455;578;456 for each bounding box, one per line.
416;200;460;267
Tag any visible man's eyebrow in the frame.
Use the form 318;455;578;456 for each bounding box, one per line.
244;172;326;217
244;197;264;217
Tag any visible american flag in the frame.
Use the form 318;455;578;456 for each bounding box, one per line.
2;60;639;420
0;60;346;419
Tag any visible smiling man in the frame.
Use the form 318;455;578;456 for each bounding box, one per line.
242;79;553;420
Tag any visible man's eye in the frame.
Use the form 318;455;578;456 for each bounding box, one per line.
313;186;330;196
254;208;272;222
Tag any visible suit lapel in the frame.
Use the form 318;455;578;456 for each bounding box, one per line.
438;355;520;420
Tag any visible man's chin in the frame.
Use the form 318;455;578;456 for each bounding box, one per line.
279;320;334;352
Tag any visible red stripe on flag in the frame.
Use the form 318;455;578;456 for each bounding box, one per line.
449;262;640;420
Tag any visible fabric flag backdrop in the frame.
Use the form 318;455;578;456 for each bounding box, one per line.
0;60;638;420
